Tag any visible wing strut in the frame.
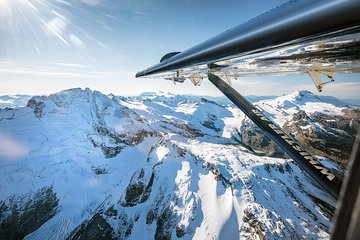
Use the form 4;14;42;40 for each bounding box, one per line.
208;73;343;199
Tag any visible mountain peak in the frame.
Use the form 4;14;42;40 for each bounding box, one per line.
264;89;348;109
291;90;315;98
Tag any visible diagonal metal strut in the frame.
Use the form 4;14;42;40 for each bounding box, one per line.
208;73;342;199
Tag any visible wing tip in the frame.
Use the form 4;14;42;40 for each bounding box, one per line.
135;72;144;78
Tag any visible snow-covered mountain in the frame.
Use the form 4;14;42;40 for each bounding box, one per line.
0;94;32;108
240;90;359;164
0;88;357;239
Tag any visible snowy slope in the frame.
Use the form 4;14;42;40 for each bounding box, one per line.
0;88;349;239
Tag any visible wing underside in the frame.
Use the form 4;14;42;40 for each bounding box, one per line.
144;30;360;91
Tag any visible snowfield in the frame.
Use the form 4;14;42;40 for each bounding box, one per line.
0;88;355;239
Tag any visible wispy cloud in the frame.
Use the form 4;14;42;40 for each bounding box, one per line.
133;10;150;16
0;61;15;65
53;62;88;68
96;40;107;49
0;65;89;78
0;63;136;79
81;0;102;6
57;0;72;7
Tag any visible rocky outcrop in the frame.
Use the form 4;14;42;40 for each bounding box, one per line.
0;186;59;240
201;114;221;132
67;213;115;240
27;98;46;119
120;168;155;207
90;125;157;158
240;120;286;158
283;109;360;164
240;108;359;164
154;206;177;240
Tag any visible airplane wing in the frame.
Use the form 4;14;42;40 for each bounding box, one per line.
136;0;360;200
136;0;360;92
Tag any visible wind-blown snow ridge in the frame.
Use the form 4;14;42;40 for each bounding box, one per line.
0;88;355;239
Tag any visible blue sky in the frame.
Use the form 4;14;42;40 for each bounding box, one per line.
0;0;359;101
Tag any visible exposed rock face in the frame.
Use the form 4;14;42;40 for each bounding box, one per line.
239;91;359;164
283;109;360;164
240;120;286;158
120;168;155;207
240;109;359;164
154;206;177;240
90;124;152;159
0;186;59;240
26;98;46;119
67;213;115;240
201;114;221;132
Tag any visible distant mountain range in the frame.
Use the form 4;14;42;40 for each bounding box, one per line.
0;94;33;108
2;91;358;110
0;88;358;239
